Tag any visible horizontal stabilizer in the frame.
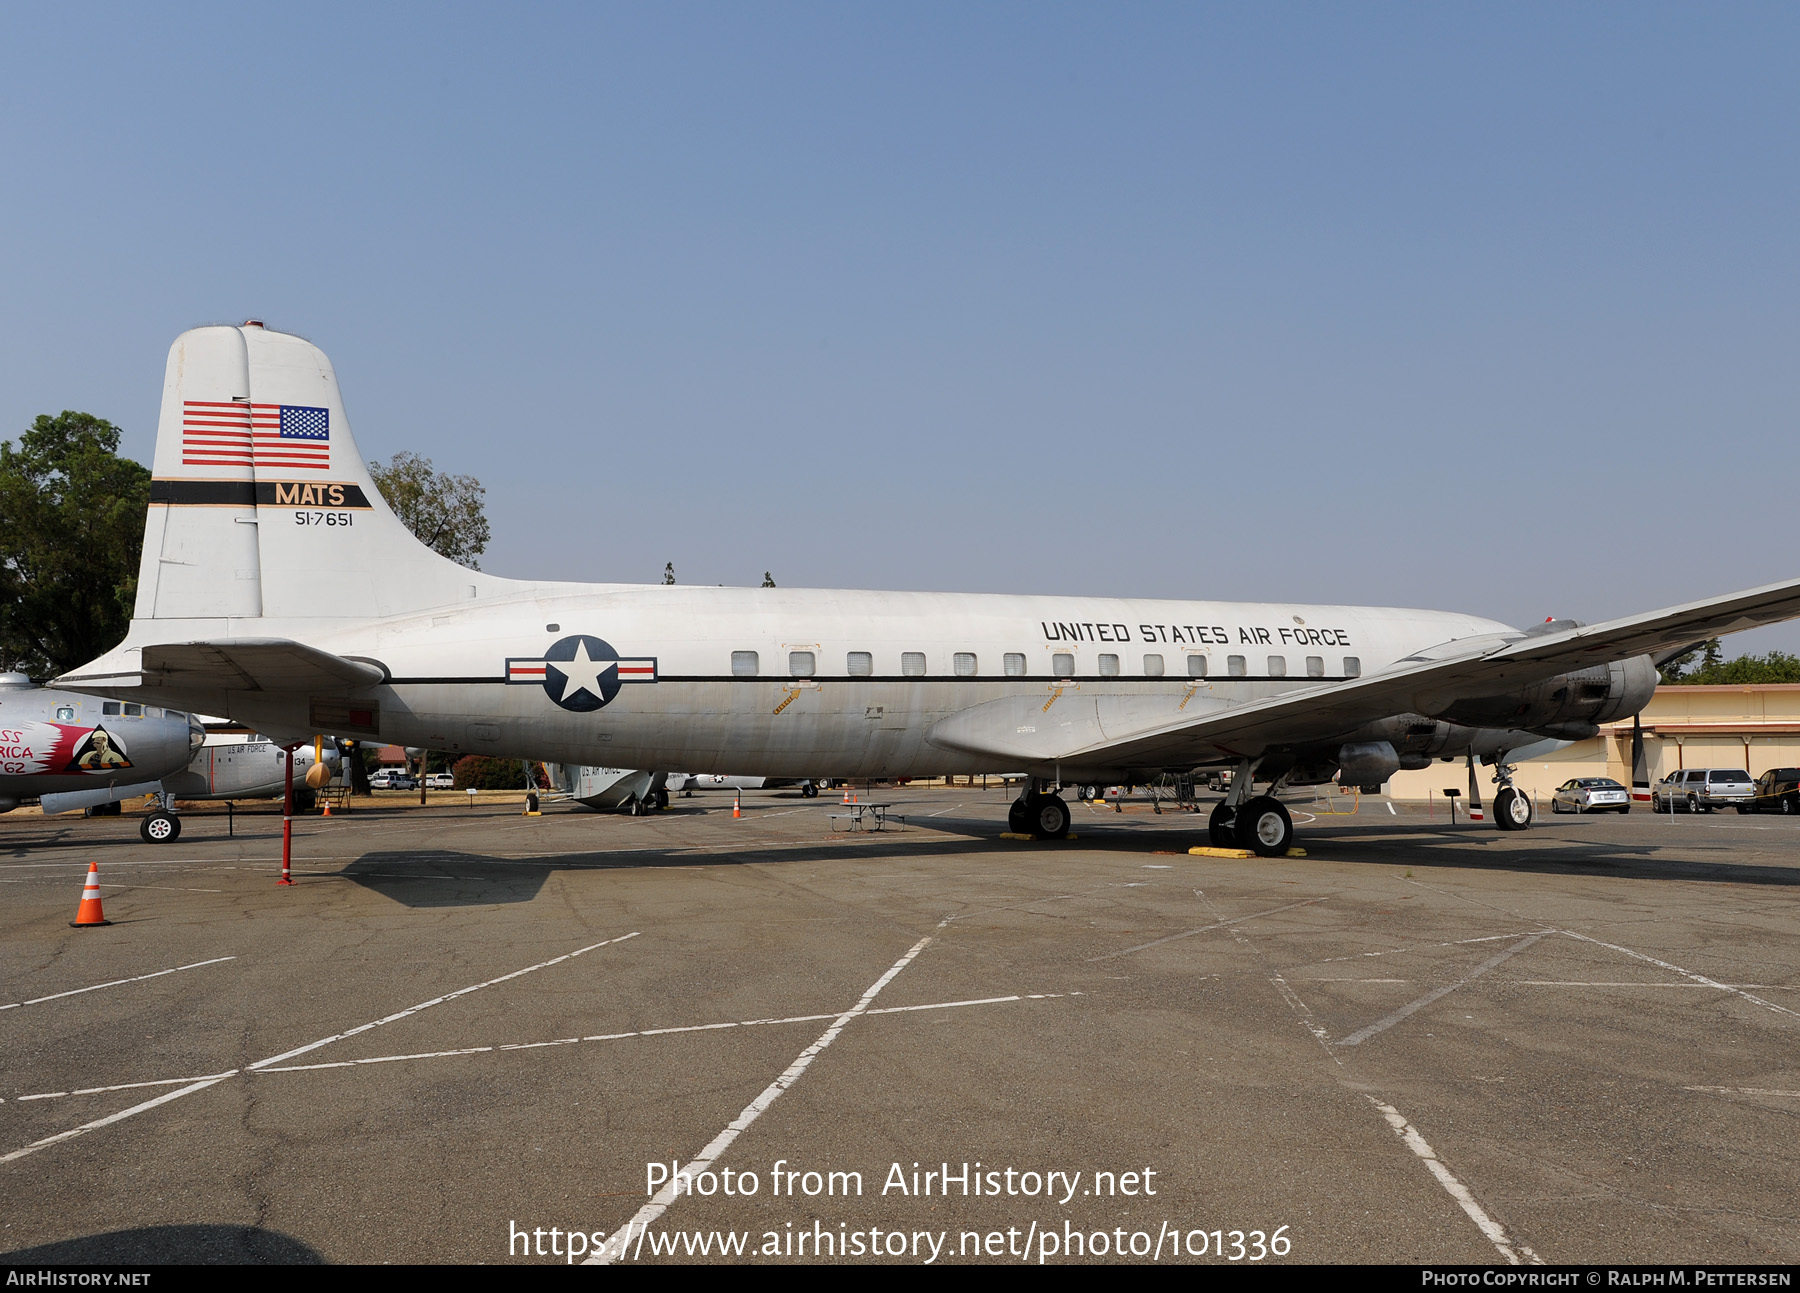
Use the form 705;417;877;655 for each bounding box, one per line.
138;639;385;694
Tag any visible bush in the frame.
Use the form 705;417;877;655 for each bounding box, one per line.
452;755;539;790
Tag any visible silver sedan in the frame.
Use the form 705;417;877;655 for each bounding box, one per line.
1549;777;1631;814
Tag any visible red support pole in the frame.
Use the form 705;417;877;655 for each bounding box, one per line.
278;745;296;886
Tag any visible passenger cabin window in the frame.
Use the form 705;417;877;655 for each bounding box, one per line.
1227;655;1246;677
1053;653;1075;679
1267;656;1286;677
146;707;162;717
1098;653;1120;677
1343;657;1361;677
1305;656;1324;677
789;651;815;678
731;650;759;677
847;651;873;676
1003;653;1026;677
954;652;977;677
123;703;142;716
55;706;75;721
901;652;926;677
103;702;121;715
1187;655;1207;678
1143;654;1164;677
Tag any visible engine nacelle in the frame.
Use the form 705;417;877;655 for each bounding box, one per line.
1337;741;1402;786
1424;655;1657;740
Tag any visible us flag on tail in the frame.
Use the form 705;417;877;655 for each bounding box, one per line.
181;401;331;469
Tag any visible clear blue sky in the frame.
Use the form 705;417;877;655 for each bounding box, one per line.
4;4;1798;652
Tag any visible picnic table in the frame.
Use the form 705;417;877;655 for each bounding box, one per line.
827;802;907;832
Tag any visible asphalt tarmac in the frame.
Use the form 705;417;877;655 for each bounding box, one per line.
2;787;1796;1265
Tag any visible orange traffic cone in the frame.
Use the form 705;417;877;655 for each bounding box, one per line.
70;862;110;928
733;791;742;819
321;799;332;817
841;785;852;805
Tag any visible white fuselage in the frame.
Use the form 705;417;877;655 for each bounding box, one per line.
154;586;1508;781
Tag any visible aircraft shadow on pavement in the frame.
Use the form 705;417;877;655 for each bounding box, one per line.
1;1224;324;1264
1293;821;1800;887
340;830;1034;908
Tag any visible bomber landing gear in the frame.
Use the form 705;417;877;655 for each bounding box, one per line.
1494;786;1533;831
1489;756;1534;832
141;810;181;843
1008;788;1071;839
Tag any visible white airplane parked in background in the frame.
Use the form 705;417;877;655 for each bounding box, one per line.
58;323;1800;856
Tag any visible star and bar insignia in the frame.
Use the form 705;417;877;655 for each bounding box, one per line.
505;635;657;712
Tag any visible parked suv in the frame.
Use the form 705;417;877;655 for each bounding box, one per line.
1751;768;1800;815
1651;768;1755;813
369;768;418;790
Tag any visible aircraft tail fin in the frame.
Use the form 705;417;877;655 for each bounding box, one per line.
136;321;503;624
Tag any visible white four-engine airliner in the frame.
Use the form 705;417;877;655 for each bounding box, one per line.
58;322;1800;855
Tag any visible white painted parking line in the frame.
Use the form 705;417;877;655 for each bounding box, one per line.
1685;1086;1800;1098
1515;981;1787;989
1559;931;1800;1023
1368;1098;1541;1266
1334;933;1546;1048
246;993;1075;1076
591;930;939;1264
1089;898;1325;961
0;934;640;1164
1192;887;1541;1265
17;1073;239;1102
1315;931;1540;965
0;957;236;1012
249;932;640;1070
0;1076;236;1164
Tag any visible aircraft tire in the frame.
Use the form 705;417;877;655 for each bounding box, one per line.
141;811;181;844
1235;796;1292;857
1007;800;1031;834
1494;787;1533;831
1030;795;1071;840
1208;802;1237;848
656;788;670;810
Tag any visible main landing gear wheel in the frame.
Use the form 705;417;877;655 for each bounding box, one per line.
801;782;818;798
1008;799;1031;834
1234;796;1292;857
656;788;670;810
1493;786;1533;831
1028;794;1071;840
141;811;181;844
1207;802;1237;849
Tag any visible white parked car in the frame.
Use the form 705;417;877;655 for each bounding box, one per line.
1651;768;1755;814
1549;777;1630;814
426;772;454;789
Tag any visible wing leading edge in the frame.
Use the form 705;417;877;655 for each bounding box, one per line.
927;573;1800;771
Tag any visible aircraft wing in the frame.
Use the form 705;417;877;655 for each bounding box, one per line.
60;639;385;695
928;574;1800;770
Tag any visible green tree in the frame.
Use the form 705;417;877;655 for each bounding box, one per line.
0;412;150;676
368;451;490;568
663;562;676;585
761;570;776;587
1668;648;1800;686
